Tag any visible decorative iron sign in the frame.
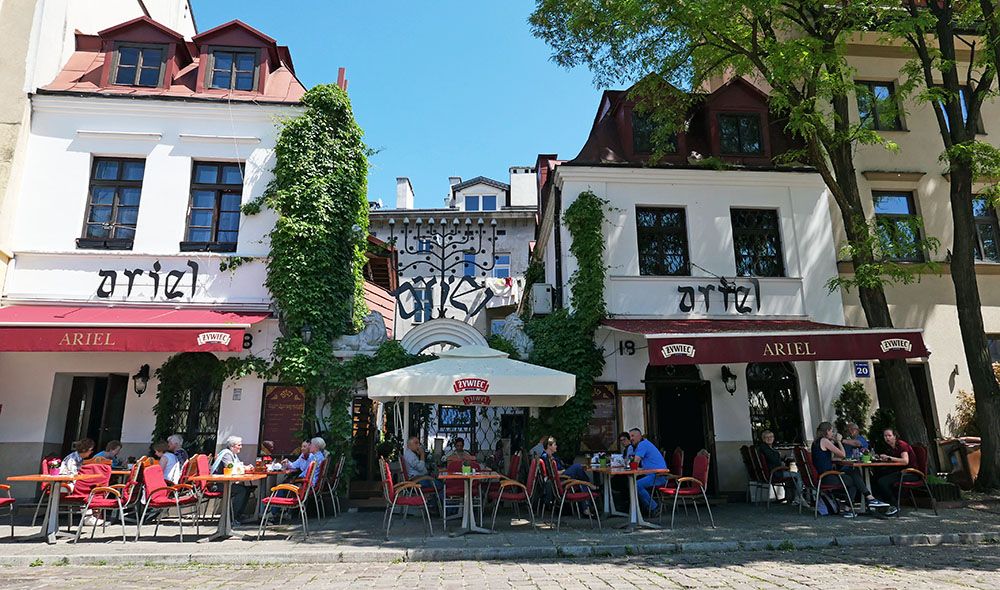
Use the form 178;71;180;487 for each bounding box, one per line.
96;260;199;300
677;277;761;314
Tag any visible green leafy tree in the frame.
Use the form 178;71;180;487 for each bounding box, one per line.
834;381;872;435
529;0;932;446
884;0;1000;490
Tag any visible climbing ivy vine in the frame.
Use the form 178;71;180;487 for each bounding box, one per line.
526;190;609;458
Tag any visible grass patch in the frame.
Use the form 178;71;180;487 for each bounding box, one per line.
28;559;43;568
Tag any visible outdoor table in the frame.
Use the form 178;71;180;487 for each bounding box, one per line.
587;467;670;531
189;473;267;542
438;470;501;536
833;459;899;512
7;473;102;544
585;465;628;518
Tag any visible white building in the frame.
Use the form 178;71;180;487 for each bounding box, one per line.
0;16;306;498
532;79;929;494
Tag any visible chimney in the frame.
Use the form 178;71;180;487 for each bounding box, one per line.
448;176;462;187
395;177;414;209
337;67;348;91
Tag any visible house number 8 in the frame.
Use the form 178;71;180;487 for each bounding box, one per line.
618;341;636;356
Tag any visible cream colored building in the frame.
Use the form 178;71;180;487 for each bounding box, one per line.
836;36;1000;444
0;0;195;289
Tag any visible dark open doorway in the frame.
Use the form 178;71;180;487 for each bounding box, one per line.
61;374;128;456
645;364;718;493
874;363;938;460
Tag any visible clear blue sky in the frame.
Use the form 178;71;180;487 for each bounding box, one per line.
191;1;607;209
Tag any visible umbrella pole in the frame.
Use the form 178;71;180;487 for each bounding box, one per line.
403;398;410;439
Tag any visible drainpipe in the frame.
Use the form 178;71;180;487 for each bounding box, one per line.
553;185;564;310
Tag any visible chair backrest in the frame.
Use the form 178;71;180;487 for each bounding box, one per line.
691;450;711;486
84;456;112;465
524;457;540;496
507;451;522;481
194;454;212;491
739;446;756;482
793;445;818;489
73;463;111;497
380;458;396;499
299;462;316;500
119;460;144;504
749;446;770;481
142;464;170;503
671;447;684;476
400;454;412;479
313;457;329;490
547;458;565;494
912;444;930;475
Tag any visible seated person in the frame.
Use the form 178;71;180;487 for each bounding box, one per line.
211;435;252;522
528;435;547;458
841;422;869;459
872;428;919;516
283;440;311;476
618;432;634;459
259;440;276;459
167;434;189;466
812;422;886;516
610;432;633;506
628;429;668;515
153;441;182;484
444;437;475;463
93;440;124;468
539;437;591;516
755;430;803;504
403;436;444;501
59;438;101;525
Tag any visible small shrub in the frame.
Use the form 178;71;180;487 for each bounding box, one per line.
947;389;979;437
834;381;871;434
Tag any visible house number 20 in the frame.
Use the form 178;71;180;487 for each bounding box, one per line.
618;341;636;356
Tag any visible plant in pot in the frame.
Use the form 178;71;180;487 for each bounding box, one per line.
834;381;871;435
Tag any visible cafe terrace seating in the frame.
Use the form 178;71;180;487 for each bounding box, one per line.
794;445;855;518
548;457;600;531
656;449;716;529
488;456;539;530
258;460;316;540
381;458;433;539
0;483;14;537
894;443;939;515
136;464;201;542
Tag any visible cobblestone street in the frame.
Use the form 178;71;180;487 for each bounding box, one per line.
4;544;999;589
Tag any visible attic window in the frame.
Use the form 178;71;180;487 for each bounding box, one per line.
112;44;166;87
718;113;763;155
207;48;258;91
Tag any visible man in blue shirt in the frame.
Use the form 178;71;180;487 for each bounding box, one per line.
842;423;869;459
629;428;668;515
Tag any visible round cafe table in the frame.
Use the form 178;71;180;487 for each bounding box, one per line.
7;473;102;544
587;466;670;531
189;473;267;542
438;470;501;536
585;465;628;518
833;459;900;512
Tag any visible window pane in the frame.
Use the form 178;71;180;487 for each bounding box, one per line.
979;222;999;262
121;161;145;181
118;46;139;66
90;187;115;205
141;47;162;66
973;197;991;218
731;209;784;277
495;255;511;265
217;231;238;243
94;160;119;180
116;207;139;225
218;212;240;231
190;209;214;227
857;86;875;128
191;190;216;208
88;206;112;223
234;72;254;91
211;70;231;89
137;66;160;87
187;228;212;242
219;194;241;212
465;195;479;211
481;195;497;211
463;253;476;276
636;207;689;276
873;193;913;215
719;116;740;153
115;227;135;240
235;53;255;71
114;65;137;85
194;164;218;184
213;51;234;71
739;116;762;154
86;224;110;239
220;165;243;185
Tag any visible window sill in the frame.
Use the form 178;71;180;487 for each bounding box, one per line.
179;241;237;253
76;238;134;250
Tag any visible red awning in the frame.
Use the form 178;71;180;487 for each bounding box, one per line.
602;318;929;366
0;306;270;352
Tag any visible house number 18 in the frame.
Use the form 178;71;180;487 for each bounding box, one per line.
618;341;636;356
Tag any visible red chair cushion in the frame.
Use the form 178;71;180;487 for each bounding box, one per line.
148;494;198;508
0;498;14;507
489;489;527;502
392;495;428;507
563;490;596;502
895;479;925;488
85;497;122;509
261;496;299;507
657;486;701;497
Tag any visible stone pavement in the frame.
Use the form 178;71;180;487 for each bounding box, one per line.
1;501;999;566
3;544;999;589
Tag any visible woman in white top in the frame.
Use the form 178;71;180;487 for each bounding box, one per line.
211;435;251;521
153;441;182;484
59;438;96;476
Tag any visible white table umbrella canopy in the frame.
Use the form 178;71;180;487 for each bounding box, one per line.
366;345;576;408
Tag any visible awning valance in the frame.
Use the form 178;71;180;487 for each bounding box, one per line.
366;345;576;408
602;318;929;366
0;305;270;352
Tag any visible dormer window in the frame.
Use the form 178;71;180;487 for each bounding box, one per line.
719;113;763;155
207;48;258;91
112;44;166;87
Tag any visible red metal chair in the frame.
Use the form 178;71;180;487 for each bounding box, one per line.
137;464;201;542
894;444;938;515
61;463;112;533
548;458;600;530
670;447;685;478
794;445;855;518
72;464;130;543
258;461;315;540
31;457;70;527
105;459;145;539
0;484;14;537
751;446;797;509
656;449;716;529
323;454;345;517
488;456;538;530
191;454;223;520
380;458;433;539
739;445;767;504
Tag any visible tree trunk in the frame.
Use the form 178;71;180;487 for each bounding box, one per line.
947;167;1000;489
822;93;929;447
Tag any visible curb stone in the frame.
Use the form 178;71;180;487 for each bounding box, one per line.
1;531;997;566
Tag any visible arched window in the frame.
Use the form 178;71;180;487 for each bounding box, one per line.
153;352;223;455
746;362;803;444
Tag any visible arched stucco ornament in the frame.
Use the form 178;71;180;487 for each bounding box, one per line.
400;318;487;354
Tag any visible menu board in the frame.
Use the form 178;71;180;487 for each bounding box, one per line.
582;382;617;451
259;384;306;455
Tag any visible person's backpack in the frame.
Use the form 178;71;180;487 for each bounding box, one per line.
816;492;840;516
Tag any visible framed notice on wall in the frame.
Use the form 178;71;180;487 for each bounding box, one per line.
618;391;647;435
582;382;618;451
259;383;306;455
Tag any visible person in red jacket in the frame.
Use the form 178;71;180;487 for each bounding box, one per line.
873;428;920;516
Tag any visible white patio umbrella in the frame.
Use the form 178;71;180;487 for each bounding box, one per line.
366;345;576;437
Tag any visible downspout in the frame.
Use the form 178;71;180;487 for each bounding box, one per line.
552;185;564;310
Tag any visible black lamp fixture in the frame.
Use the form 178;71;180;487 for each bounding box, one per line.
721;365;738;395
132;364;150;397
301;323;313;344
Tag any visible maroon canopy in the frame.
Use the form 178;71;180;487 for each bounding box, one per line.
602;318;929;366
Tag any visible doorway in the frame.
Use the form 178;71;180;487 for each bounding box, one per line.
61;375;128;456
874;362;938;444
645;364;717;492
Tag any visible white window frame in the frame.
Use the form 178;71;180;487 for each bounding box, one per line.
464;195;479;211
413;287;433;323
481;195;497;211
